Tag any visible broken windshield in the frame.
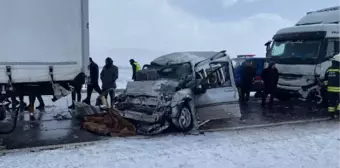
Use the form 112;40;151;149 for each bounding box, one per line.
158;63;192;80
271;40;321;58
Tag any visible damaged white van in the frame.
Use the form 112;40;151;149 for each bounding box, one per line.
114;51;241;135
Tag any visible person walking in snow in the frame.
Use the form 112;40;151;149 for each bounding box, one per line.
100;57;118;106
83;57;102;105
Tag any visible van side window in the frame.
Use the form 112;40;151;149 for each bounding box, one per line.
205;62;231;88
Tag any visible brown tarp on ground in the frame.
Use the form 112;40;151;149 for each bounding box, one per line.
81;108;136;137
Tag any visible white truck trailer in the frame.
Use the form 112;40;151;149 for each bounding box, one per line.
265;6;339;105
0;0;89;132
0;0;89;101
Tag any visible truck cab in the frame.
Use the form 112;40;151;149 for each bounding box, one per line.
265;6;340;104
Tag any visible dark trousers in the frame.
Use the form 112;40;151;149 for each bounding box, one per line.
261;90;275;107
28;86;44;107
102;88;115;106
327;92;339;114
29;95;44;106
71;85;82;105
85;82;101;102
240;84;251;102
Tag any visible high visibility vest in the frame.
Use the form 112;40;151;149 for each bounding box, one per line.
134;62;141;72
325;68;340;93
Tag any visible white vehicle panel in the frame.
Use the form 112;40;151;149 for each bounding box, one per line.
0;0;89;83
296;6;339;25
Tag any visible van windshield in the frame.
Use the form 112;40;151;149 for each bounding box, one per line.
271;40;321;58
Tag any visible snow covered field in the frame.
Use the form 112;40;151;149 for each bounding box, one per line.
1;121;339;168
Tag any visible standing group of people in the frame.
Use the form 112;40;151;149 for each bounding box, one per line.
239;61;279;108
68;57;119;109
68;57;142;109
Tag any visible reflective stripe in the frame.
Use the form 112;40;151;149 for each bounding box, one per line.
324;81;328;85
134;62;141;72
327;69;340;73
328;107;335;112
327;86;340;92
337;104;340;111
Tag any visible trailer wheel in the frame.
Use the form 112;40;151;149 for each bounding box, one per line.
172;103;194;132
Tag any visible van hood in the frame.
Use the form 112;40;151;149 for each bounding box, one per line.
125;79;180;97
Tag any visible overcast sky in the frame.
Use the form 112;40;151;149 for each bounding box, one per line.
89;0;339;66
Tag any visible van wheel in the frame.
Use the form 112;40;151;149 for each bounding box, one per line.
172;104;194;132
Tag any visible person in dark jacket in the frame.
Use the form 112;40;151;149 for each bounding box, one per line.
68;72;86;109
324;53;340;118
129;59;141;81
261;62;279;108
83;57;102;105
240;62;256;102
101;57;119;106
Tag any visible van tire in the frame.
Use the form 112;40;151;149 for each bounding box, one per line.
171;103;194;132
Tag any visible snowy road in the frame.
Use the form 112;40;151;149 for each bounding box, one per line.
1;121;339;168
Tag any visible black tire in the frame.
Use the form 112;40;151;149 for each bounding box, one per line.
275;93;291;102
171;103;194;132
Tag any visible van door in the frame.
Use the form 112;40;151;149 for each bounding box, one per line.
194;61;241;121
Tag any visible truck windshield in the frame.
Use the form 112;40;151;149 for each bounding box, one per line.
271;40;321;58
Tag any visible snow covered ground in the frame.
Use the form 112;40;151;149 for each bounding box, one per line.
1;121;339;168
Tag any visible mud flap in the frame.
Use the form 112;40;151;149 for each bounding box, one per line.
52;83;70;101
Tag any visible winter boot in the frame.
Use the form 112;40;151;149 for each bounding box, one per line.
68;104;75;109
36;104;45;110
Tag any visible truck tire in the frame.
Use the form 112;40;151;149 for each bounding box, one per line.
171;103;194;132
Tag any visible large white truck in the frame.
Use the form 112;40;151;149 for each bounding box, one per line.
0;0;89;132
265;6;340;105
0;0;89;101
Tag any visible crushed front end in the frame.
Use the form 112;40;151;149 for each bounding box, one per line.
115;80;179;135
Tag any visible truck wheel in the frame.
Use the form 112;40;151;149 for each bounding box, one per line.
172;103;194;132
275;93;291;102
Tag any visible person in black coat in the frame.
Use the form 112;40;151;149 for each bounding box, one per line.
100;57;119;106
83;57;102;105
240;62;256;102
68;72;86;109
261;62;279;108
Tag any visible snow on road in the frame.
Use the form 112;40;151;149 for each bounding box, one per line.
1;121;339;168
